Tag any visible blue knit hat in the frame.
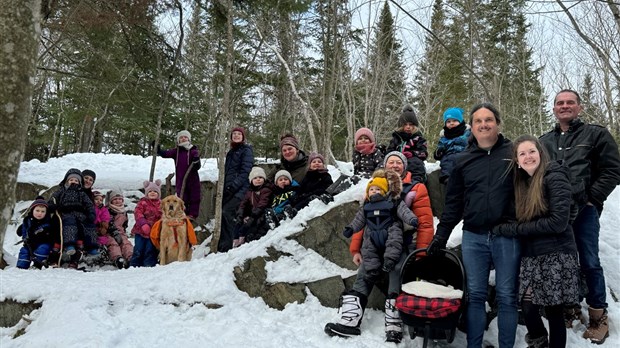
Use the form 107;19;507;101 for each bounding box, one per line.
443;107;464;124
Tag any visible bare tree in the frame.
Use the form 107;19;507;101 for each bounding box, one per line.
210;0;234;253
0;1;42;267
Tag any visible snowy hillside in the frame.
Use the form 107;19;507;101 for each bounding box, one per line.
1;153;618;347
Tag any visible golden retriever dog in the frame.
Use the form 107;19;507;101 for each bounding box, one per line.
150;195;197;265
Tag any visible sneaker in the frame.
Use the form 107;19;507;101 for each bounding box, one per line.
65;246;76;256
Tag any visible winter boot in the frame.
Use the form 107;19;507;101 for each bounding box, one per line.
563;304;586;328
65;245;76;256
385;298;403;343
525;333;549;348
324;292;367;338
583;307;609;344
115;257;126;269
264;209;278;229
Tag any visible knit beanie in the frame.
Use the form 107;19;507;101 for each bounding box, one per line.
177;130;191;143
354;127;375;144
143;179;162;198
383;151;407;168
107;189;124;204
367;177;388;197
274;170;292;183
248;167;267;182
30;196;48;210
82;169;96;181
231;127;246;142
92;190;104;198
279;133;300;150
443;107;464;124
63;168;83;187
398;104;419;127
308;152;325;165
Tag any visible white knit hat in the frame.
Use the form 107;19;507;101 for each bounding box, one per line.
177;130;191;143
248;167;266;182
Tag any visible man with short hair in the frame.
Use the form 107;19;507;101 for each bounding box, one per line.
540;89;620;344
428;103;520;348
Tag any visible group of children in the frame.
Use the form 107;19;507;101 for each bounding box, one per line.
15;168;165;269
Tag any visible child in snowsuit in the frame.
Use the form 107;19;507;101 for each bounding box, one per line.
342;169;418;282
434;107;471;184
386;105;428;183
48;168;100;263
158;130;201;219
106;189;133;269
130;180;162;267
289;152;334;211
93;190;111;247
264;170;299;227
16;197;56;269
234;167;273;247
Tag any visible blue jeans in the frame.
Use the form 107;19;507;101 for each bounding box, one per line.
573;204;607;309
130;235;158;267
462;230;520;348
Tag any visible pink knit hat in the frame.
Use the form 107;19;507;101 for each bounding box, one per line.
354;127;375;144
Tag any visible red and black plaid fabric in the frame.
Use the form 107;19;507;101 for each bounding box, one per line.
395;293;461;319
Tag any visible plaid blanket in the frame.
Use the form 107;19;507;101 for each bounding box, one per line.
395;293;461;319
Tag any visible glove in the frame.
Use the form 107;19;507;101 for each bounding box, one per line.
492;223;518;237
319;194;333;204
382;259;395;273
244;217;255;227
342;226;354;238
427;235;447;256
141;224;151;234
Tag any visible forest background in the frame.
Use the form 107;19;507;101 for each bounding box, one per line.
22;0;620;163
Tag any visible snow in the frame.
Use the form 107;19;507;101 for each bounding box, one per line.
1;153;619;347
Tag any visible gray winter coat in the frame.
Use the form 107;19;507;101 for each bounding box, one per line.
348;196;418;273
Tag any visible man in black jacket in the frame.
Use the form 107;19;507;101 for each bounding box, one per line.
428;103;520;348
540;89;620;344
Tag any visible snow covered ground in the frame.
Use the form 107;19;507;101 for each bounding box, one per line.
1;153;618;347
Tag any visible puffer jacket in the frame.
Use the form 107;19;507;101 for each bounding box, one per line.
237;183;273;219
131;198;162;238
353;147;384;178
94;204;111;236
224;143;254;200
434;123;471;182
436;134;515;239
516;161;577;257
540;118;620;211
271;180;299;214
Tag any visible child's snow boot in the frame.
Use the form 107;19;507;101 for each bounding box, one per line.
385;297;403;343
115;257;126;269
583;307;609;344
324;291;367;338
65;245;76;256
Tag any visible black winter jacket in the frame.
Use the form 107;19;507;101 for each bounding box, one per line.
540;118;620;211
436;134;515;238
267;150;309;183
224;143;254;200
515;162;577;257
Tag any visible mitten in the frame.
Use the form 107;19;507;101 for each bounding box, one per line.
491;223;518;237
427;235;447;256
382;259;395;273
364;269;381;283
342;226;354;238
141;224;151;234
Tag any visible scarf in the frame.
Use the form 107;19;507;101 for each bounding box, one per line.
355;142;376;155
443;122;466;139
178;141;192;150
108;203;126;214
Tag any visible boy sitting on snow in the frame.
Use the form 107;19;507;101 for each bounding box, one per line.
16;197;57;269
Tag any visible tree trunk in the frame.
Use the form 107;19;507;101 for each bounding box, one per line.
211;0;234;253
0;0;42;268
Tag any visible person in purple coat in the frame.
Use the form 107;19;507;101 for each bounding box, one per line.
157;130;201;219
